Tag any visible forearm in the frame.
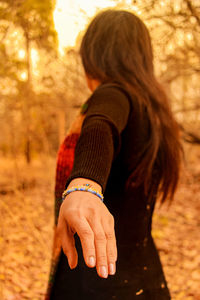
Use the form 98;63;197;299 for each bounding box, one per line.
65;119;114;193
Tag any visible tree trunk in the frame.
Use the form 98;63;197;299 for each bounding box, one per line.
24;30;32;164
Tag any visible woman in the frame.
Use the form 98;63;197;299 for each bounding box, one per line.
46;9;182;300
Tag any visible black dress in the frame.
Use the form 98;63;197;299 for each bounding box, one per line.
50;83;171;300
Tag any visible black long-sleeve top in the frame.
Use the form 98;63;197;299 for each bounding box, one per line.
53;83;171;298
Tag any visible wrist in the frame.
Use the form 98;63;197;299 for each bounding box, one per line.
67;178;102;193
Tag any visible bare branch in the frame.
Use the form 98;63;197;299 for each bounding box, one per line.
185;0;200;26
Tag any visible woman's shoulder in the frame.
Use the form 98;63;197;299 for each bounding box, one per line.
93;82;131;98
82;82;131;133
87;82;132;110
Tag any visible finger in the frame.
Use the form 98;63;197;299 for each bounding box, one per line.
57;216;78;269
102;216;117;276
92;224;108;279
75;218;96;268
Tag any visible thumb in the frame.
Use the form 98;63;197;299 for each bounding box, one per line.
57;217;78;269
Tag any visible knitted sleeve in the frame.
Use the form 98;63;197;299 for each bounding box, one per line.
66;84;131;192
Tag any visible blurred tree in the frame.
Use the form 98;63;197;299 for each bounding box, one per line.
0;0;57;162
135;0;200;140
139;0;200;81
0;0;200;162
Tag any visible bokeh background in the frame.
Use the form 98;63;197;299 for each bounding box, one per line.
0;0;200;299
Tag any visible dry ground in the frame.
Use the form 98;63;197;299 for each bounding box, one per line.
0;143;200;300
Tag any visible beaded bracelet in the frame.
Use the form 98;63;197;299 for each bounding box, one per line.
62;184;104;202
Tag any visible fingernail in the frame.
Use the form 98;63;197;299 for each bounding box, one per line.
88;256;95;267
68;259;72;269
109;263;115;275
100;266;108;278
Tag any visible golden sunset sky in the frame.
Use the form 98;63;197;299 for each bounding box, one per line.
53;0;136;54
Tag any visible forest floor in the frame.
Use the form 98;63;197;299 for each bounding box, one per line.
0;143;200;300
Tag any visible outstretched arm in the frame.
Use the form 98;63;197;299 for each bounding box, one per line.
56;84;130;278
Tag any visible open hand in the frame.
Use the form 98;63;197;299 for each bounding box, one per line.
56;179;117;279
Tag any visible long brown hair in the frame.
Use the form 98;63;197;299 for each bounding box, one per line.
80;9;182;203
